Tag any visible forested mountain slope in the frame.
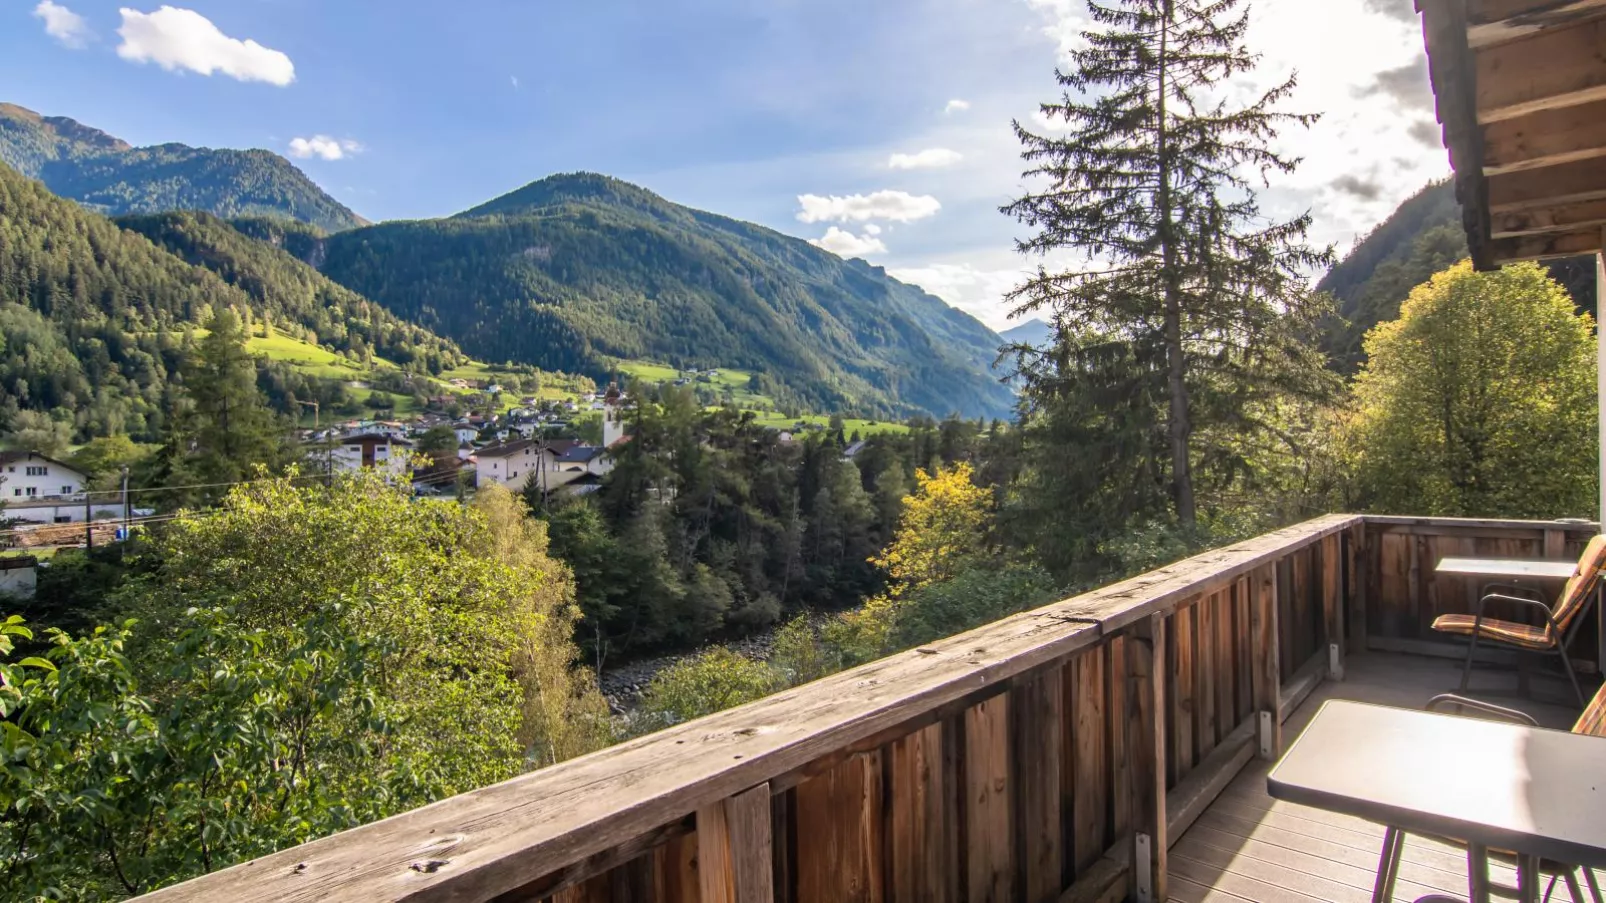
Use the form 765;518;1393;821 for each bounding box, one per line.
1318;179;1597;371
119;211;463;372
0;163;455;441
316;173;1016;419
0;103;365;233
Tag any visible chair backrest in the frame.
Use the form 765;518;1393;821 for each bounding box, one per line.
1574;680;1606;737
1551;534;1606;634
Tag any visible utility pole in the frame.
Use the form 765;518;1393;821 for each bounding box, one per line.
121;466;130;541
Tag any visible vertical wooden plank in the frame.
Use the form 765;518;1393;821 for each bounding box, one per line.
657;831;700;903
1213;591;1234;738
939;714;966;903
1233;576;1252;725
966;694;1013;903
1197;594;1218;758
1070;647;1107;877
1105;636;1130;843
550;874;612;903
1250;564;1282;760
886;723;945;903
729;785;775;903
796;754;883;903
1128;614;1168;903
1013;669;1063;903
699;801;734;903
610;853;657;903
1168;604;1196;784
772;789;796;903
1322;533;1344;679
1347;523;1369;655
1276;557;1296;681
1291;548;1313;667
1545;528;1566;560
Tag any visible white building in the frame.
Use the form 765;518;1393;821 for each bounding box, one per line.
0;452;120;525
474;439;542;492
325;434;414;477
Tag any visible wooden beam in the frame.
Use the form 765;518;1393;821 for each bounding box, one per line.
1126;615;1167;903
1489;156;1606;211
1488;226;1604;262
1248;565;1281;760
1475;18;1606;123
1492;196;1606;237
1467;0;1606;48
1482;98;1606;175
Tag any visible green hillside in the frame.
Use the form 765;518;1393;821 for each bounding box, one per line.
1318;179;1597;371
314;172;1016;420
0;103;365;233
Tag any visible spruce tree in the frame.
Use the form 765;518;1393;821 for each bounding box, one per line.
179;309;289;491
1003;0;1332;533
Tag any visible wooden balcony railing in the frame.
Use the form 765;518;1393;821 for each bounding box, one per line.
136;514;1599;903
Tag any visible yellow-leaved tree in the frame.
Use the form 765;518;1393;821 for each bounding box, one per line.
1349;261;1598;518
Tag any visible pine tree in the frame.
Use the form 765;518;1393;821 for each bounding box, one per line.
180;309;288;489
1003;0;1333;531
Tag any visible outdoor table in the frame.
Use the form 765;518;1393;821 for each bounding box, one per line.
1434;558;1578;582
1267;699;1606;903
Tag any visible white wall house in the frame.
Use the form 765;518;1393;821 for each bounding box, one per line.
0;452;118;525
474;439;541;492
324;434;414;477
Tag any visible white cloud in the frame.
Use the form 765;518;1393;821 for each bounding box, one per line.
811;227;888;258
116;6;295;86
34;1;90;48
796;190;941;224
889;148;963;170
288;135;363;161
944;98;971;114
889;262;1028;326
510;75;520;89
1031;109;1073;132
863;223;883;236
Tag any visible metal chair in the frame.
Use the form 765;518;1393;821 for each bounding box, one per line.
1430;535;1606;707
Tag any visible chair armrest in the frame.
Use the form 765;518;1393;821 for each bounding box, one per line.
1426;694;1541;726
1481;582;1544;602
1479;593;1564;635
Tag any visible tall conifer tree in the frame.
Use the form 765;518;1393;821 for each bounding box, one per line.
1004;0;1332;536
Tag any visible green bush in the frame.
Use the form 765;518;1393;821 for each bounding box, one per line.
636;648;779;731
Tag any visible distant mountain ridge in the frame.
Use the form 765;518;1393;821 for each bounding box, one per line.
314;172;1016;419
0;103;366;233
1000;318;1053;348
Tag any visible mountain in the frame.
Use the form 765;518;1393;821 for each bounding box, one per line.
1318;179;1596;372
0;103;366;233
1000;318;1053;349
0;161;457;442
314;172;1016;419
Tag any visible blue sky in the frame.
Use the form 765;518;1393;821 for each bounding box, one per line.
5;0;1447;329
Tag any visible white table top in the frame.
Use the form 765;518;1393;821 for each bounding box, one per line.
1435;557;1578;580
1268;700;1606;869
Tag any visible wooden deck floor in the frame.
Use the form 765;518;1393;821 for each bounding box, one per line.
1169;651;1594;903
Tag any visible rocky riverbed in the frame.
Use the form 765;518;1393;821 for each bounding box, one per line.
593;615;830;714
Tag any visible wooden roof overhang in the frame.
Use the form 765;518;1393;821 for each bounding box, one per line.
1417;0;1606;269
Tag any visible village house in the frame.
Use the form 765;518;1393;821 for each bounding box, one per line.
0;452;121;525
324;433;415;477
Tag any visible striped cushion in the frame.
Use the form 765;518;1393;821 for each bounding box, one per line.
1576;683;1606;737
1431;613;1553;650
1553;535;1606;632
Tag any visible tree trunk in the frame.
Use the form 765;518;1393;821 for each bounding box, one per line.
1156;0;1196;528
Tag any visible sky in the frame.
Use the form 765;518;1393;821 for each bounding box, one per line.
3;0;1448;331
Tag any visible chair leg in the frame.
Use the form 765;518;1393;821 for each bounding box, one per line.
1584;866;1604;903
1565;868;1588;903
1461;631;1481;693
1555;644;1586;708
1374;826;1404;903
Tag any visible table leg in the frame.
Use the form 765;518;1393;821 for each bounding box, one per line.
1469;843;1493;903
1517;853;1540;903
1373;826;1403;903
